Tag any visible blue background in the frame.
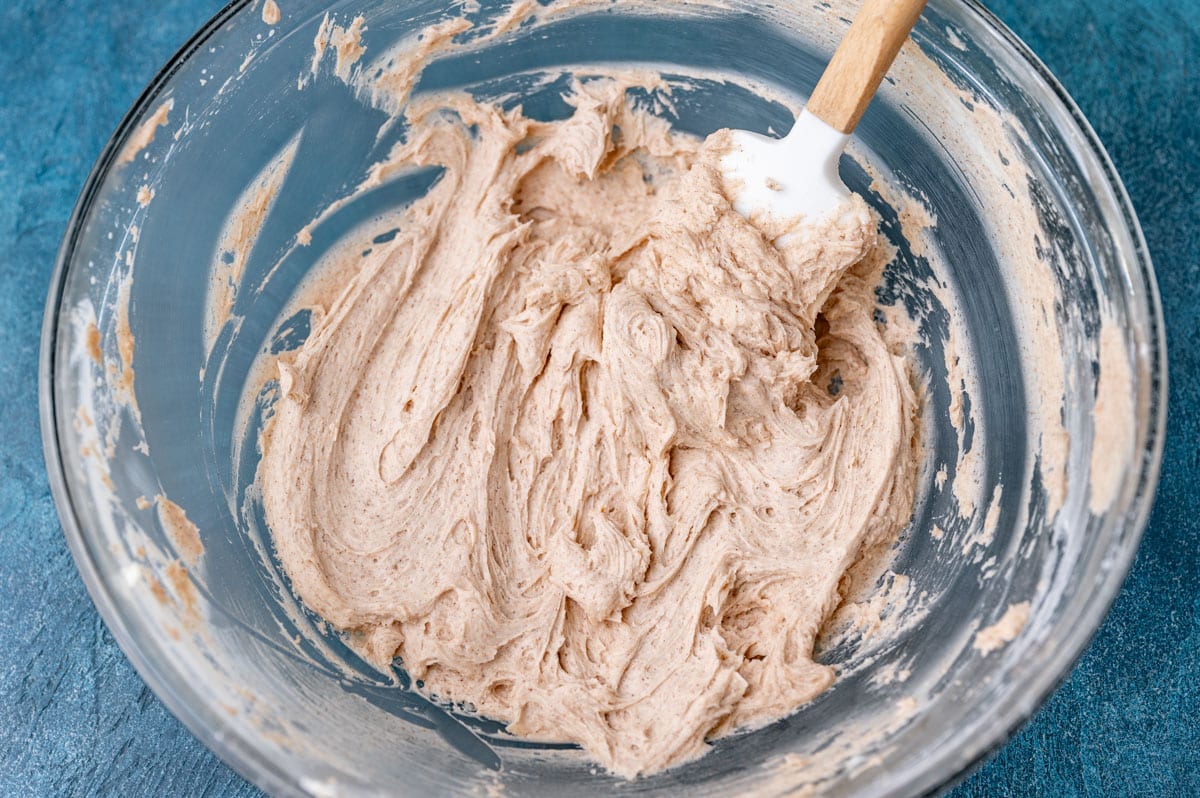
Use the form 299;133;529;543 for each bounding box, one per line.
1;0;1196;794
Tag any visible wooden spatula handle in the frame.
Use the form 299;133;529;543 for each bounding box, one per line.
806;0;927;134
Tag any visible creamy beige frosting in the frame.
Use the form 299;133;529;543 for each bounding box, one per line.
260;80;920;777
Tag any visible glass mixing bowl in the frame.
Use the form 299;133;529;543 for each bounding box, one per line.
40;0;1165;795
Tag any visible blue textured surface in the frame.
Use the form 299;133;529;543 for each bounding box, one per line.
0;0;1195;794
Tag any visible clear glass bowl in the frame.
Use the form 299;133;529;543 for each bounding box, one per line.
40;0;1166;795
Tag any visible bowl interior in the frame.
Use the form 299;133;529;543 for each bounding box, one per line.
44;0;1163;795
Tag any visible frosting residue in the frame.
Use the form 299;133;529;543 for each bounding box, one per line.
973;601;1030;655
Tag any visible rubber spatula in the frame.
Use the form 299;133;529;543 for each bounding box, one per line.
721;0;927;238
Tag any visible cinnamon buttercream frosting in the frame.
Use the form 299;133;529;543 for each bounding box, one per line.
260;79;920;777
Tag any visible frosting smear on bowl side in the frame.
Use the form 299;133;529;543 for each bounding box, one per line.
259;79;921;777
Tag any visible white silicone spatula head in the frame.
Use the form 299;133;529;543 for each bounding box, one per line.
722;0;927;236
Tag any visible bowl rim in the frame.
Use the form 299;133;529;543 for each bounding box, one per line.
38;0;1168;795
